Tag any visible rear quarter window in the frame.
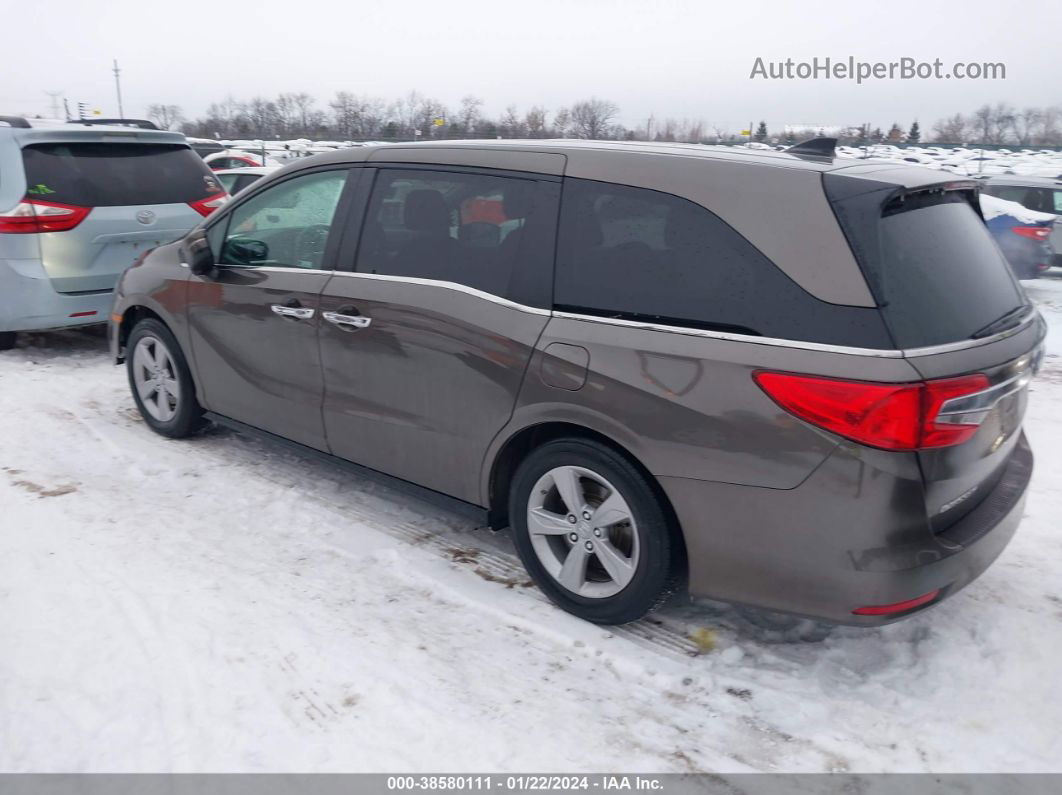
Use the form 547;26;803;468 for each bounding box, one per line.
554;178;893;348
21;142;222;207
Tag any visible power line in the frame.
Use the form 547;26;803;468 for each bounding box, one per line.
113;59;124;118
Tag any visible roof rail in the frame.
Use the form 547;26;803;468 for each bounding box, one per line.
787;136;838;158
0;115;32;128
67;118;160;130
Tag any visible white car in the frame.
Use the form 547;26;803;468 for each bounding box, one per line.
212;166;279;196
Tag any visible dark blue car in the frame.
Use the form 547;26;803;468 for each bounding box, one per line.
980;194;1056;279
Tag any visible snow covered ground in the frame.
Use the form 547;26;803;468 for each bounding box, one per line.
2;276;1062;774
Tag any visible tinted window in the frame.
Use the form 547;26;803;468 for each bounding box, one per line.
554;178;892;347
875;198;1026;347
21;143;220;207
356;169;552;303
218;169;348;269
829;185;1027;349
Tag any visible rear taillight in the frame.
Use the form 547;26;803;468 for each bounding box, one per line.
754;371;991;451
0;199;90;234
1012;226;1051;241
852;589;940;616
189;191;229;217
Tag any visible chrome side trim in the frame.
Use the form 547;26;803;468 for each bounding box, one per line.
901;309;1039;358
313;272;1040;360
552;308;1042;360
551;311;906;357
326;271;553;316
936;370;1033;425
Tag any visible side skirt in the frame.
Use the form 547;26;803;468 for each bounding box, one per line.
203;411;490;526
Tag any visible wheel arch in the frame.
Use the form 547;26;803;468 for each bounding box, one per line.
486;420;688;580
116;304;166;361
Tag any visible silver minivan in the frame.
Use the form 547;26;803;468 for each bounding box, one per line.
0;116;226;350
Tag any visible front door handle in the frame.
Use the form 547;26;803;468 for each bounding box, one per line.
271;304;315;320
323;311;372;329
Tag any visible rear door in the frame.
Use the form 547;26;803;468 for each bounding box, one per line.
186;167;355;450
21;140;223;293
829;182;1046;532
317;166;559;503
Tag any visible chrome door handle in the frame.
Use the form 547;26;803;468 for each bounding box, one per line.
271;304;315;320
323;311;372;329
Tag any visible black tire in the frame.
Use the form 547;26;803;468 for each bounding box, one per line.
0;331;16;351
126;318;205;439
508;438;677;625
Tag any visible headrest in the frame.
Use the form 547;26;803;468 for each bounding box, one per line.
404;190;449;234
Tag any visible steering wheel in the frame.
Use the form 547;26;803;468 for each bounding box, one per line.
294;224;331;268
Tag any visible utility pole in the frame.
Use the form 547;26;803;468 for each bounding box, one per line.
113;59;125;118
45;91;62;119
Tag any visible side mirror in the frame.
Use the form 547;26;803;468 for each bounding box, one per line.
183;229;215;276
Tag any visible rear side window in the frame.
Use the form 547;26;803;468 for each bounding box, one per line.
554;178;892;348
829;184;1027;349
21;142;221;207
355;168;557;306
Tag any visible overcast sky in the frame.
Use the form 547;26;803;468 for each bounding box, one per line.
5;0;1059;133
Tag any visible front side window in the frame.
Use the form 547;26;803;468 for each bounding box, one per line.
554;178;892;348
356;168;545;300
217;170;348;269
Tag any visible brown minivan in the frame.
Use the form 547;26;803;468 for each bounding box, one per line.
109;139;1043;627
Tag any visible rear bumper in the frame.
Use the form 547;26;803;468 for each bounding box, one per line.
661;433;1032;626
0;258;113;333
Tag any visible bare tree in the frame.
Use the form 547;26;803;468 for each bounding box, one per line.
553;107;571;138
1014;107;1043;146
459;95;483;133
931;113;968;143
569;98;619;140
524;106;548;138
146;104;184;130
502;105;525;138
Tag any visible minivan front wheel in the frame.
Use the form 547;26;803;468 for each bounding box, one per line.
509;439;676;624
126;319;204;438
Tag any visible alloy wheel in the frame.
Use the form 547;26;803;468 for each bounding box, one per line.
526;465;640;599
132;336;180;423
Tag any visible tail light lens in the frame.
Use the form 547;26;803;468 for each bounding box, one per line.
1012;226;1050;241
754;371;991;451
852;589;940;616
189;192;229;217
0;199;90;234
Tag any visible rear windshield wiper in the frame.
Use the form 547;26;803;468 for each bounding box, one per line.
972;304;1032;339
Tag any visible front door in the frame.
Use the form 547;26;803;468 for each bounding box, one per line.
186;167;353;450
318;167;559;503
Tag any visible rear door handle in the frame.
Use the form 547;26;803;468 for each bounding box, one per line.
271;304;315;320
323;311;372;329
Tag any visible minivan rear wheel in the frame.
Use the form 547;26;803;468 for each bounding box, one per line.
126;319;204;438
0;332;16;351
509;438;676;624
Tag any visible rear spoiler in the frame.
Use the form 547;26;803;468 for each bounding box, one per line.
67;118;159;130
